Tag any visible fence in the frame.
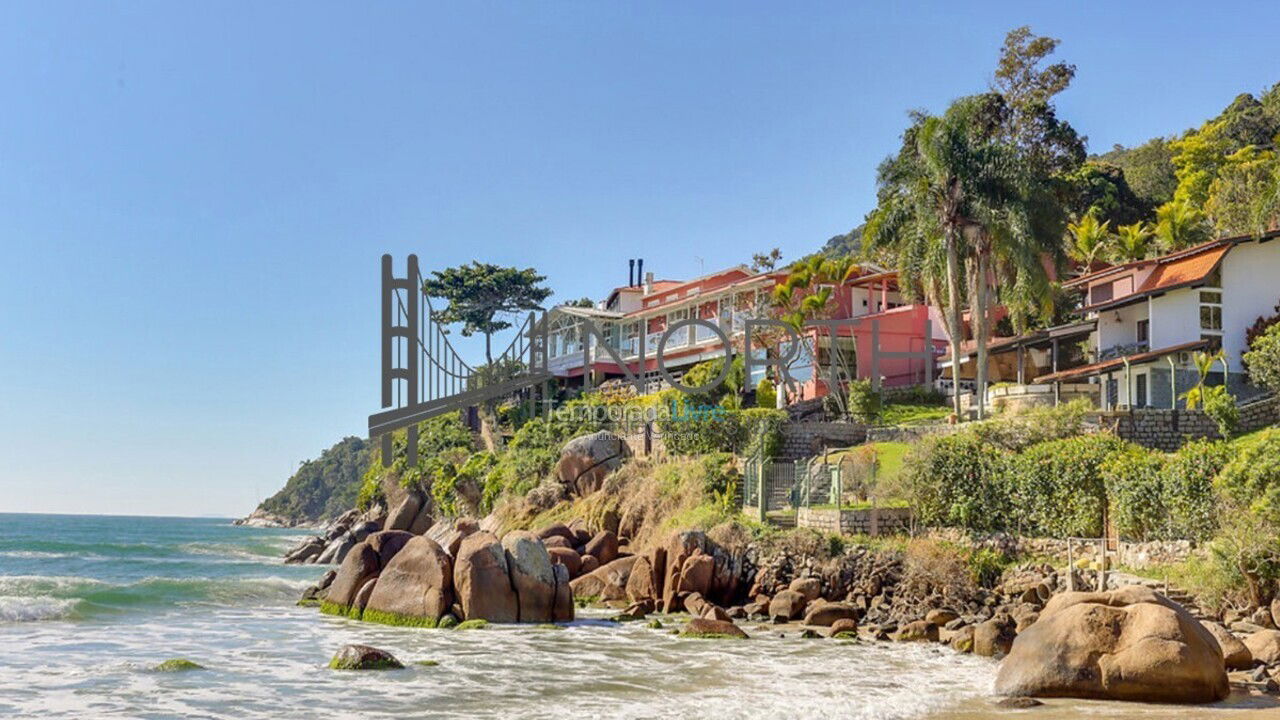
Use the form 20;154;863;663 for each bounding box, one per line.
742;457;841;521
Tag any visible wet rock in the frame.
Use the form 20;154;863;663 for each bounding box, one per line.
681;617;748;639
893;620;938;642
803;601;858;627
325;542;380;609
974;618;1016;658
830;618;858;636
925;609;958;626
768;590;806;622
364;536;454;625
329;644;403;670
991;697;1042;709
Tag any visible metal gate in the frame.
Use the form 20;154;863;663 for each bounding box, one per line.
743;457;842;522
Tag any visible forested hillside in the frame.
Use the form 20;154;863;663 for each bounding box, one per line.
255;436;370;523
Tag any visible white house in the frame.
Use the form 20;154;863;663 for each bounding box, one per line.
1035;230;1280;409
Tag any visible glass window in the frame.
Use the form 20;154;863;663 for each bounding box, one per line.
1137;319;1149;343
1135;374;1147;408
1199;305;1222;331
1200;291;1222;304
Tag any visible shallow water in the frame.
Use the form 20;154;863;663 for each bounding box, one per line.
1;514;1278;719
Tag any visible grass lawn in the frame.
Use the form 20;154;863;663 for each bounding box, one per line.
877;402;950;426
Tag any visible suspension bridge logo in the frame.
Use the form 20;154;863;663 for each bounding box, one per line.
369;255;936;465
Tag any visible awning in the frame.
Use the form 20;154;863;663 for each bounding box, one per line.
1033;340;1208;384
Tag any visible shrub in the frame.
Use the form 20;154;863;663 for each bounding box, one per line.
966;547;1013;589
1009;433;1126;537
903;431;1010;532
1102;444;1168;541
968;398;1091;451
755;377;776;409
845;379;882;422
899;539;978;600
1208;496;1280;607
1163;439;1231;541
1244;323;1280;394
1202;385;1239;439
1215;427;1280;523
659;396;785;458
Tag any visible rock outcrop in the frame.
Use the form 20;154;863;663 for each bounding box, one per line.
453;532;519;624
994;586;1229;704
556;431;631;497
364;536;454;625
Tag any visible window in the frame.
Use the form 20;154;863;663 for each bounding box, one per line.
1199;290;1222;348
1091;282;1113;305
1135;374;1147;408
1137;319;1149;343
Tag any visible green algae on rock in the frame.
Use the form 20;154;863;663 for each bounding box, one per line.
152;658;204;672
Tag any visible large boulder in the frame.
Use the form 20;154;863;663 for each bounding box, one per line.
994;586;1228;704
329;644;403;671
570;556;638;601
768;590;807;622
1202;621;1252;670
625;555;659;604
551;562;575;622
1245;629;1280;666
537;523;576;544
556;431;631;496
974;618;1016;657
502;531;556;623
547;547;582;578
365;530;414;567
325;542;381;608
285;537;325;564
803;601;858;627
682;617;748;639
452;532;518;623
316;534;354;565
789;577;821;603
583;531;619;566
364;536;454;624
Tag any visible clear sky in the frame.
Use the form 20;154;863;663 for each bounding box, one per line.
2;1;1277;517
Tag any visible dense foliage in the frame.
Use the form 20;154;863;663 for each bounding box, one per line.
1245;323;1280;395
1216;428;1280;524
257;436;370;523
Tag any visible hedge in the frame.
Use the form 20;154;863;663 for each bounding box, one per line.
904;432;1009;532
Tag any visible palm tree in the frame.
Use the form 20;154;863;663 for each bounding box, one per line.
865;95;1024;417
1154;200;1211;251
1066;210;1113;269
1112;221;1154;262
1181;350;1225;410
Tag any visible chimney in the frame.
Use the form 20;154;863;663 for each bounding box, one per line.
637;258;644;291
644;271;654;294
628;259;635;288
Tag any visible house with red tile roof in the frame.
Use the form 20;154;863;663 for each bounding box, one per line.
1035;230;1280;409
543;260;949;402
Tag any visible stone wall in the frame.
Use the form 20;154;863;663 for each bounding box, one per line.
1103;394;1278;451
865;423;959;445
924;529;1197;570
779;421;866;459
796;506;913;536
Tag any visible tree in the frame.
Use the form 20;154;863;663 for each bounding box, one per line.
1113;221;1155;262
865;95;1024;418
991;26;1085;178
1181;350;1227;411
1154;200;1211;251
422;263;552;363
1245;323;1280;395
1098;138;1178;209
1066;210;1113;269
750;248;783;272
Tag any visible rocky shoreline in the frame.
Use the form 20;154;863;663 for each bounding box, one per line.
285;510;1280;706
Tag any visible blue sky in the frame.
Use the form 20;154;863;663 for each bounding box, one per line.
2;2;1277;517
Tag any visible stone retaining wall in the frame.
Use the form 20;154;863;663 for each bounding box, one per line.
796;506;913;536
779;421;866;459
1103;394;1278;451
864;423;959;444
925;529;1198;569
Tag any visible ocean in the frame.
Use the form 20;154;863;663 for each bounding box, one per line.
1;513;1276;719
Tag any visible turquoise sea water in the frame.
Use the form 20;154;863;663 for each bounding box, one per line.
2;513;1277;719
